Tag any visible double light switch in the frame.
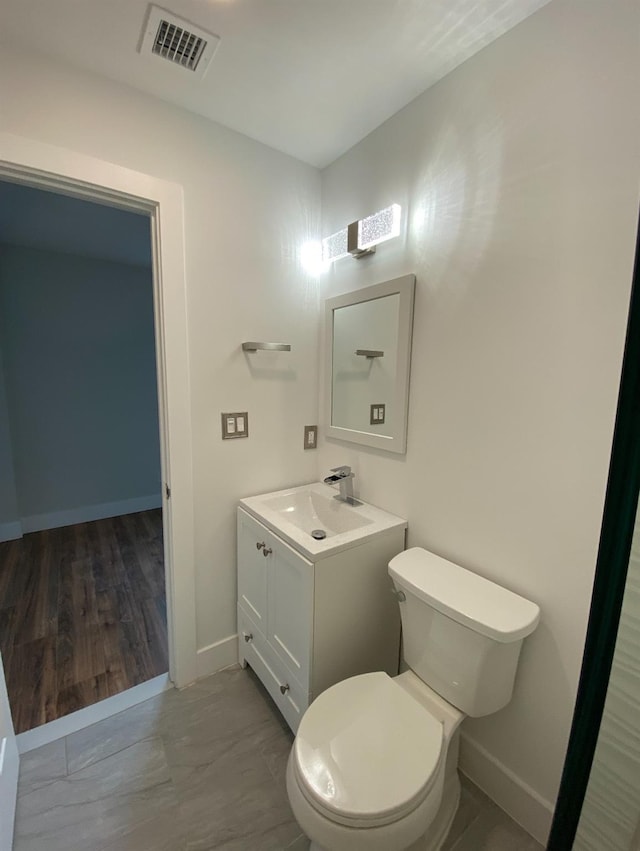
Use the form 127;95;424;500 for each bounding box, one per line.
370;404;386;425
221;412;249;439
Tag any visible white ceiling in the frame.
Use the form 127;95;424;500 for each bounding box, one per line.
0;0;551;167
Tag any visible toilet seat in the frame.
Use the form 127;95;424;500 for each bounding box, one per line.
292;672;444;829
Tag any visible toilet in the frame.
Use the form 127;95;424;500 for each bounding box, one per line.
286;547;540;851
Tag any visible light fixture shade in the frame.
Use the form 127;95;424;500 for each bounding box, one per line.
321;204;402;265
322;228;349;263
357;204;402;251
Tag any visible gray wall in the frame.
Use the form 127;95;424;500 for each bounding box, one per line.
0;181;152;267
0;342;19;532
0;244;161;526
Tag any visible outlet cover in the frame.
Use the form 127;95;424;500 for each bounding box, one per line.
304;425;317;449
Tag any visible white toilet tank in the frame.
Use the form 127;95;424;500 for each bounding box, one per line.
389;548;540;717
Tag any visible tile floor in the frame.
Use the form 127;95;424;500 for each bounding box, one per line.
14;665;544;851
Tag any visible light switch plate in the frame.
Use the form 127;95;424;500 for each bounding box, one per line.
304;425;317;449
221;412;249;439
370;404;386;425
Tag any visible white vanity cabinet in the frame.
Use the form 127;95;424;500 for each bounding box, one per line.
237;506;405;732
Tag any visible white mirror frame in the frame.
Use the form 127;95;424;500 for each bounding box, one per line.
324;274;415;454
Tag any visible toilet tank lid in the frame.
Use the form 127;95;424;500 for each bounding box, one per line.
389;548;540;643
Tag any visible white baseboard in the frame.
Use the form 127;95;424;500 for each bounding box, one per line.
196;634;239;679
0;521;22;543
19;494;162;534
459;732;554;846
17;674;171;753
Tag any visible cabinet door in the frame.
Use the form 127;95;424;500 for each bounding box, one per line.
266;537;313;688
237;509;270;633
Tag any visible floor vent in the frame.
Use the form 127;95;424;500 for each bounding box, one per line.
140;5;220;79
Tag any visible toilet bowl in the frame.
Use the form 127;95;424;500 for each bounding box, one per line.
286;670;464;851
285;547;541;851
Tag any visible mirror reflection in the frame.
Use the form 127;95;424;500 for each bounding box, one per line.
332;294;400;437
324;274;415;454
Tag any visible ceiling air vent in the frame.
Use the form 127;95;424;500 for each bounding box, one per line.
140;5;220;79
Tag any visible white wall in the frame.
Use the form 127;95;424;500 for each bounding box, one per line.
0;46;322;662
0;244;161;529
318;0;640;840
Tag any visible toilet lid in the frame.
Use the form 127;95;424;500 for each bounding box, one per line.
293;672;444;827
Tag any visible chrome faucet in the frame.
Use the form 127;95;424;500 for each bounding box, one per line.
323;465;360;505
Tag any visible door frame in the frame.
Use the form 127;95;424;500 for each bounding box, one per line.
0;650;18;851
547;210;640;848
0;131;198;690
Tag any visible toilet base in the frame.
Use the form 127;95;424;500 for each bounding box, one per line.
406;770;460;851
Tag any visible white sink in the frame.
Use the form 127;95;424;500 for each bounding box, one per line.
263;489;373;536
239;482;407;561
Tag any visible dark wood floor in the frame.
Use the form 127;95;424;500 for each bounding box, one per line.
0;509;167;734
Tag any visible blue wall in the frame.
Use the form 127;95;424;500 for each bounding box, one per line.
0;343;19;535
0;181;152;267
0;244;161;530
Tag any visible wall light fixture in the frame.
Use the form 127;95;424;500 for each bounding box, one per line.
321;227;349;263
322;204;402;264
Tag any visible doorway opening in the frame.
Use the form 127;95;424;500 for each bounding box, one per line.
0;180;169;732
0;133;198;746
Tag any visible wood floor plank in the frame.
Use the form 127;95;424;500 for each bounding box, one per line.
13;532;59;645
139;508;163;540
140;596;169;675
112;516;156;600
56;673;111;718
8;636;57;731
0;606;17;672
72;521;93;563
44;533;62;637
0;537;29;610
0;510;167;733
95;586;119;628
92;518;128;589
56;625;107;692
118;620;155;687
70;557;100;628
102;622;130;696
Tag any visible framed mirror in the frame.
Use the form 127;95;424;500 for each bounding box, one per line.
324;274;415;454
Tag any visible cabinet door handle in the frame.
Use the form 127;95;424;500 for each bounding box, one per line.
256;541;265;550
243;632;253;643
262;546;272;557
280;683;289;695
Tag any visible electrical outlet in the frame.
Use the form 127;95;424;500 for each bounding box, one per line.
221;412;249;439
304;425;317;449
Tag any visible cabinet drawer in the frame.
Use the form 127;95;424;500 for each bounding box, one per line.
237;599;266;649
238;606;308;733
